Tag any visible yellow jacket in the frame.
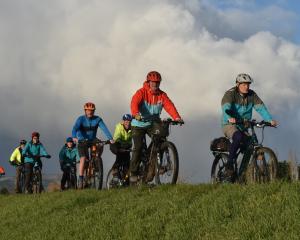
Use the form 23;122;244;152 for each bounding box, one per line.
10;147;22;165
113;123;132;148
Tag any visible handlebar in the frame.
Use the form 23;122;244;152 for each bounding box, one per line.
79;139;111;145
138;116;184;126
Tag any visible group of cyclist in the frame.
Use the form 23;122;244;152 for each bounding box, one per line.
4;70;277;192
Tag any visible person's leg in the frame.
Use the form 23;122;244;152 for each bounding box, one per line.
61;168;67;190
24;163;33;193
78;142;88;189
15;166;21;193
130;127;147;182
223;125;243;170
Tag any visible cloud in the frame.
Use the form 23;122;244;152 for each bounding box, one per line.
0;0;300;182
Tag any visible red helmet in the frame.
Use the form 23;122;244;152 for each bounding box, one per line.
0;166;5;176
32;132;40;138
146;71;161;82
84;102;96;111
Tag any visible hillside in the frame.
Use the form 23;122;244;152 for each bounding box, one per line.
0;183;300;239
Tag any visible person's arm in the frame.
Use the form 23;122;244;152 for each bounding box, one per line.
10;148;18;162
162;92;181;120
22;143;29;157
221;91;234;124
59;147;65;164
72;117;81;139
131;89;143;117
98;118;113;140
113;124;122;142
253;92;273;122
75;148;80;161
40;144;50;158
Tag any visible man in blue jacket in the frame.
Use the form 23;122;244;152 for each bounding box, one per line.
22;132;51;193
221;73;277;176
72;102;114;189
59;137;79;190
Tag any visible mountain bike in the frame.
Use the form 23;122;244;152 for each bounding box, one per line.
211;117;278;184
63;162;77;190
82;139;110;190
137;118;184;185
106;149;131;189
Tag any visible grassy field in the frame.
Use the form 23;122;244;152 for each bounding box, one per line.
0;182;300;240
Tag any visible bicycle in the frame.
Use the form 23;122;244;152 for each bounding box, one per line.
63;162;77;190
136;118;184;185
211;114;278;184
17;164;26;193
82;139;110;190
106;148;131;189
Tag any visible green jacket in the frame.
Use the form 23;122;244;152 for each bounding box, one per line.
22;141;50;164
59;145;79;165
113;123;132;148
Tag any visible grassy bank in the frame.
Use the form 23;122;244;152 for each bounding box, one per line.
0;182;300;239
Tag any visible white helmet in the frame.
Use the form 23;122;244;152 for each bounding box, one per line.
236;73;253;84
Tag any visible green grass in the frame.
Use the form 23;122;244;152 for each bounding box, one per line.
1;182;300;240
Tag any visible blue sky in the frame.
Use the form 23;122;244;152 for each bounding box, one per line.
204;0;300;43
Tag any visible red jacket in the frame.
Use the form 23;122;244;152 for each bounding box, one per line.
131;81;181;127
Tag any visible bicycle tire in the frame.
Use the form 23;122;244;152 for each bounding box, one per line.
32;170;42;193
211;153;229;184
248;147;278;183
155;141;179;185
93;157;103;190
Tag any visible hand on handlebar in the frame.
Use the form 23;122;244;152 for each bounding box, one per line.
270;120;278;127
228;118;237;124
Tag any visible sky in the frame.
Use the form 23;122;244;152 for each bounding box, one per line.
1;0;300;182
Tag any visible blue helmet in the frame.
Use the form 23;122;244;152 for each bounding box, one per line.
122;114;132;121
66;137;73;143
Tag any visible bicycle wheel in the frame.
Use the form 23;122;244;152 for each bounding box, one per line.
155;141;179;185
93;157;103;190
32;170;42;193
19;171;26;193
211;153;229;184
249;147;278;183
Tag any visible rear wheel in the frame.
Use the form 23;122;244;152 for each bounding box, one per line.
211;153;229;184
155;141;179;185
249;147;278;183
18;170;26;193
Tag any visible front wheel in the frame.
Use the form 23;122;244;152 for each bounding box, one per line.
155;141;179;185
248;147;278;183
93;157;103;190
32;170;42;193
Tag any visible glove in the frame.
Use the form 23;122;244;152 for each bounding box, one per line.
134;115;142;121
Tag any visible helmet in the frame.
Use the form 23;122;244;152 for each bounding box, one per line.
66;137;73;143
32;132;40;138
122;114;132;121
0;166;5;176
20;140;27;145
236;73;253;84
146;71;161;82
84;102;96;111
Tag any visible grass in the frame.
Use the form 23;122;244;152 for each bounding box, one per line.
1;182;300;239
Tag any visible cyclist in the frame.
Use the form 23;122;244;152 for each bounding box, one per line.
72;102;114;189
22;132;51;193
130;71;183;184
221;73;277;177
59;137;79;190
110;114;133;183
9;139;27;193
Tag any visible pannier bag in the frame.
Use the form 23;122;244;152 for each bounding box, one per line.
210;137;231;152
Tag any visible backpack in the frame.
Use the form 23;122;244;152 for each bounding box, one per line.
210;137;231;152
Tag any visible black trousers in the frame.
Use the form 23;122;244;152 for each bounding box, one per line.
129;126;153;176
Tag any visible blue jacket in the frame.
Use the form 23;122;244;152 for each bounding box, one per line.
221;87;273;130
22;141;50;164
59;145;79;165
72;115;113;141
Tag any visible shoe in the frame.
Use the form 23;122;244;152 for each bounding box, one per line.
129;175;138;186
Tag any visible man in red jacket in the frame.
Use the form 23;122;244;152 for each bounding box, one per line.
130;71;183;184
